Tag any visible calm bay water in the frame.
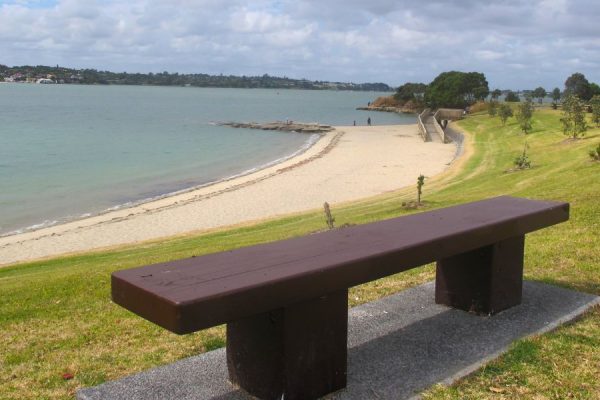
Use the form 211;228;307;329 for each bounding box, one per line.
0;84;414;235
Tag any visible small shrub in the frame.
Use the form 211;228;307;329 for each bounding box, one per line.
561;94;588;139
371;96;402;108
488;101;498;117
589;144;600;161
505;91;520;102
516;99;534;134
514;142;532;169
469;101;488;113
498;104;513;126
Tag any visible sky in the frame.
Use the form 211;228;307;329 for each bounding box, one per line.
1;0;599;89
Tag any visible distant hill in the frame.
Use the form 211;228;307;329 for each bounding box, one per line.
0;64;392;91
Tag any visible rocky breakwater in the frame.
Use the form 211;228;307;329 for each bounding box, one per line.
356;105;419;114
220;121;334;134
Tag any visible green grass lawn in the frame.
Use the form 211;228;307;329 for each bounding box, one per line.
1;109;598;399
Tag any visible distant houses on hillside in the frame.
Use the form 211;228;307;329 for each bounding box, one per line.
0;64;391;91
3;71;83;84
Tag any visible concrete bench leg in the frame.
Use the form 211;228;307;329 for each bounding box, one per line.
435;235;525;315
226;289;348;400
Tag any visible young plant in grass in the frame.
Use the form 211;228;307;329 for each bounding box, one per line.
561;94;588;139
516;99;534;134
589;143;600;161
498;103;513;126
323;202;335;229
514;142;532;169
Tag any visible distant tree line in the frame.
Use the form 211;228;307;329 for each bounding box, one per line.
483;72;600;140
392;71;600;111
0;64;392;91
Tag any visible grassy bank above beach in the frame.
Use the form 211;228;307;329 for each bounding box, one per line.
0;109;599;399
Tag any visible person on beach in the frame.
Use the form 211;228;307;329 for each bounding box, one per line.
367;117;371;126
353;120;356;126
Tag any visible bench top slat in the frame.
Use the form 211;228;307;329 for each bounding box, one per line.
112;196;568;333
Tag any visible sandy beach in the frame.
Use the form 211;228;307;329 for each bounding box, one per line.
0;124;456;266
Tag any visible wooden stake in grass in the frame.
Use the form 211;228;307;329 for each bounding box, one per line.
417;175;425;205
323;202;335;229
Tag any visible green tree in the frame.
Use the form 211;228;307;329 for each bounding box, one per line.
589;95;600;127
564;72;592;101
463;72;489;102
491;89;502;101
516;99;534;134
473;85;490;102
488;100;498;117
590;83;600;98
561;94;588;138
532;87;546;104
424;71;489;108
394;82;427;103
551;87;561;109
498;104;513;126
505;91;520;102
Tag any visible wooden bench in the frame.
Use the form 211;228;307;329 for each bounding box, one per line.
112;196;569;400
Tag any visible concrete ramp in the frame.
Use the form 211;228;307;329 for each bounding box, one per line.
422;113;444;143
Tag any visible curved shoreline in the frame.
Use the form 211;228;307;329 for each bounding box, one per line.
0;124;457;266
1;132;323;238
0;130;340;264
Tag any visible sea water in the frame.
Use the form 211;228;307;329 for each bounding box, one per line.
0;84;414;236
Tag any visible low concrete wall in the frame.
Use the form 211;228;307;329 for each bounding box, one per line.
435;108;464;121
417;108;430;142
431;114;446;143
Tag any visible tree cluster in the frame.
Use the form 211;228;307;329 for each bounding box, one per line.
393;82;427;104
564;73;598;101
423;71;489;109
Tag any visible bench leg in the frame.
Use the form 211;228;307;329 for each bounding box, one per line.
226;289;348;400
435;235;525;315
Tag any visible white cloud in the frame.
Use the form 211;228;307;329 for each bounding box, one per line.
0;0;599;88
475;50;505;61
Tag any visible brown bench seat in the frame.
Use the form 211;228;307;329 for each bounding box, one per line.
112;196;569;400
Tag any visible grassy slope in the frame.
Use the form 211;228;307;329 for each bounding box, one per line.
0;109;598;399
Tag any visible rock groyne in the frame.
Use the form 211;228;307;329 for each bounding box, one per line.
356;106;420;114
220;121;334;134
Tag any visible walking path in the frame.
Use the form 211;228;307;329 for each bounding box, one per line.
421;112;444;143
